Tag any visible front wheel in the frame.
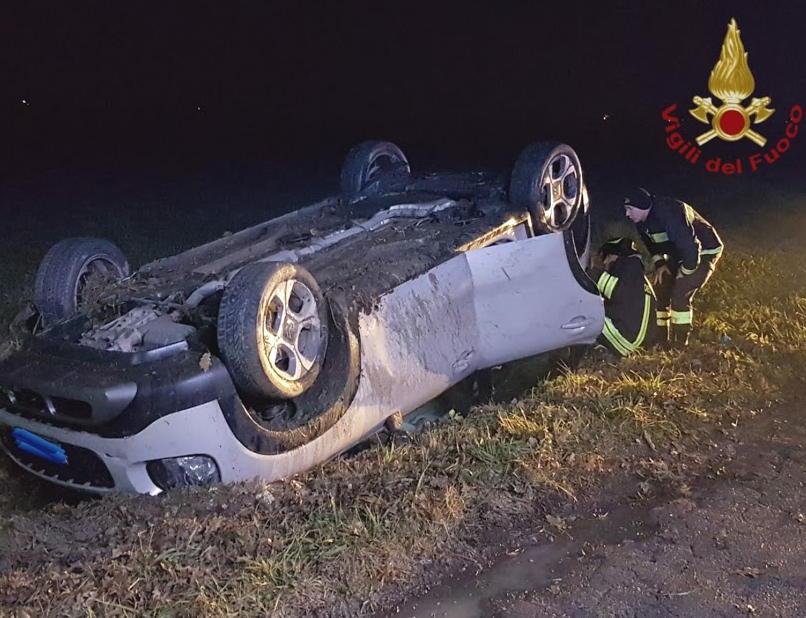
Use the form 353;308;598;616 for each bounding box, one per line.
509;142;584;234
217;262;329;400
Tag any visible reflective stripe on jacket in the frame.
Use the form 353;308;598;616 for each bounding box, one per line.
638;196;723;274
591;254;656;355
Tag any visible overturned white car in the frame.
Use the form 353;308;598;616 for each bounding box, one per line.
0;141;604;494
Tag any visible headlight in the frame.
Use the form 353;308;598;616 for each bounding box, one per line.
146;455;221;490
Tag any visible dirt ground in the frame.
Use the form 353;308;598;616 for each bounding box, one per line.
391;396;806;617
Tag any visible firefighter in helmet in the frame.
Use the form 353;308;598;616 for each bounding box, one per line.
623;188;723;347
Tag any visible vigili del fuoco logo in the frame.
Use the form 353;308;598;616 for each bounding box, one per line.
661;18;801;175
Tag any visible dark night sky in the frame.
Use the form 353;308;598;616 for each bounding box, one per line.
2;1;805;176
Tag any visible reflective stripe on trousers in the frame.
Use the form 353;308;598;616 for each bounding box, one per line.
601;292;653;357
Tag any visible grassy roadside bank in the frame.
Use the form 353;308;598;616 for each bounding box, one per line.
0;198;804;617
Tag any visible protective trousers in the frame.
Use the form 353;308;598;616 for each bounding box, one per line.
655;253;720;342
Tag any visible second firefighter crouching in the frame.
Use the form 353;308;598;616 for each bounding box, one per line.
590;238;659;357
624;188;724;347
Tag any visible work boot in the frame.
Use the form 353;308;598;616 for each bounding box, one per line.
670;325;690;349
654;323;672;350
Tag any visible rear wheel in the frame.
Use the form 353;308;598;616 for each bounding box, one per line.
510;142;584;234
217;262;329;400
340;140;410;200
34;237;130;325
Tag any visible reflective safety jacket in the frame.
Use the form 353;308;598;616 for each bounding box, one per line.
591;254;656;356
637;196;723;276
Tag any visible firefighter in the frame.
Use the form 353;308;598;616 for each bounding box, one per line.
590;237;657;357
623;187;724;347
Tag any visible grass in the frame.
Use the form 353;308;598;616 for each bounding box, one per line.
0;178;804;616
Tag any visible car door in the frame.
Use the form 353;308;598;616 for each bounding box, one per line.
466;230;604;368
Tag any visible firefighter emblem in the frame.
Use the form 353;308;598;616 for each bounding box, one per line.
689;18;774;147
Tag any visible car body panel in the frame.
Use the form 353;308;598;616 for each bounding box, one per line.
469;233;601;367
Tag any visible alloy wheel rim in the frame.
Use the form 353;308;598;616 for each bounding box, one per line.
258;278;323;382
537;153;581;231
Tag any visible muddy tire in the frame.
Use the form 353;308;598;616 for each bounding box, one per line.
233;297;362;453
340;140;410;200
510;142;584;234
34;237;130;324
218;262;329;400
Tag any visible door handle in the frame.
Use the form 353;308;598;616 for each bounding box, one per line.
561;316;594;330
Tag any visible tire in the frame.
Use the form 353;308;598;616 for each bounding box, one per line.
510;142;584;234
570;185;592;266
34;237;130;324
238;297;362;453
217;261;329;400
340;140;410;199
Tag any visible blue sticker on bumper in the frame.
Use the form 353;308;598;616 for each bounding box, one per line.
11;428;68;465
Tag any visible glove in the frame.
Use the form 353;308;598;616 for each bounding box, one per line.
653;264;672;286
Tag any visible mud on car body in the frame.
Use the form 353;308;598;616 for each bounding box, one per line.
0;141;604;494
